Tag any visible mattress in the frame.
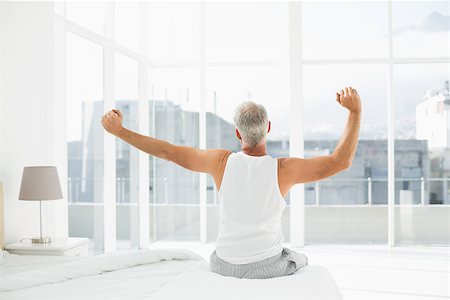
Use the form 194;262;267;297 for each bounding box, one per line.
0;248;342;300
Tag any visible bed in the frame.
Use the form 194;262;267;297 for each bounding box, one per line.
0;182;342;300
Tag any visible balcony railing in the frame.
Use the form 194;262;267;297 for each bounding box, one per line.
305;177;449;206
68;177;450;206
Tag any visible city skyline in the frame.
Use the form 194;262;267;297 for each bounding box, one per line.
67;79;449;143
67;83;450;206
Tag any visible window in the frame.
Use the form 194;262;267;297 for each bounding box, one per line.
66;32;104;254
206;66;289;142
393;2;450;58
115;53;139;249
148;67;201;241
205;2;289;62
302;2;389;59
147;2;201;64
115;2;140;53
302;64;388;244
61;1;449;251
303;64;388;206
394;63;450;245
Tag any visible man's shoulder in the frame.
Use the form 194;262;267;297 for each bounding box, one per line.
276;157;290;167
206;148;233;156
206;149;233;165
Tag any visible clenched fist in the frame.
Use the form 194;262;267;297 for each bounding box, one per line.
336;87;361;113
101;109;123;136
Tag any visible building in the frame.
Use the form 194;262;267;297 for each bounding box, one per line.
416;81;450;149
416;81;450;203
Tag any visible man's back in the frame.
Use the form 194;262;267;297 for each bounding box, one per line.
215;151;285;264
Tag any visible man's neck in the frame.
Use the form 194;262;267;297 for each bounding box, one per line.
241;143;267;157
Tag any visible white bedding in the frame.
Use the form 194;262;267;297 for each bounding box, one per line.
0;249;342;300
1;251;80;275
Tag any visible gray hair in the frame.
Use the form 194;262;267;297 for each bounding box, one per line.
233;102;269;148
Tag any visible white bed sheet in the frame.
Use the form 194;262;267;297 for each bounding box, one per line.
1;251;79;275
0;249;342;300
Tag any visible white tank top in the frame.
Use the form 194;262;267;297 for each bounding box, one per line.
215;151;286;264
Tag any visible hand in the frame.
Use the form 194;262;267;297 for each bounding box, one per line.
336;87;361;113
101;109;123;136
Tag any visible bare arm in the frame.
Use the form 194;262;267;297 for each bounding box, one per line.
279;87;361;194
101;110;230;186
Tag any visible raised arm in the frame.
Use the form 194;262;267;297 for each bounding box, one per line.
101;110;231;187
278;87;361;196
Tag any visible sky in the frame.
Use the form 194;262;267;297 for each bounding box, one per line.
65;1;449;142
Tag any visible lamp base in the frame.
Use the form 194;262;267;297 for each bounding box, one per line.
31;237;52;244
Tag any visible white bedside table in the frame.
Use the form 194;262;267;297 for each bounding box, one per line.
5;237;89;256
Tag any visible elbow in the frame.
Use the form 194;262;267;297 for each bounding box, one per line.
340;160;352;171
331;155;352;172
160;143;174;162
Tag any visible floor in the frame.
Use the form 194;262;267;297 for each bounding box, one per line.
150;241;450;300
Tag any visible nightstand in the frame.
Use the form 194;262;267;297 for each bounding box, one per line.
5;237;89;256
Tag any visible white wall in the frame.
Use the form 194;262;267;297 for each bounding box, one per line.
0;2;68;244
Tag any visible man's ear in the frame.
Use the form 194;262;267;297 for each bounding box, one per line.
268;121;271;134
235;128;242;140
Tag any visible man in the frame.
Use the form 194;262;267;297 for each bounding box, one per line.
101;86;361;279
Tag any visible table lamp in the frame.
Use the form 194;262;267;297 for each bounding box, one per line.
18;166;63;244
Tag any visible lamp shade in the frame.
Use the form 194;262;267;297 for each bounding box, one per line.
18;166;63;201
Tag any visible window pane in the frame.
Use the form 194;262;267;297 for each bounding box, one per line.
115;53;139;250
66;2;108;36
205;66;289;141
205;2;289;63
302;2;389;59
147;2;201;63
394;63;450;245
205;66;290;242
149;67;201;241
303;64;388;244
115;2;140;53
67;33;104;254
303;64;388;141
393;2;450;58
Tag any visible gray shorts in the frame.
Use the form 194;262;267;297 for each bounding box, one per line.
210;248;308;279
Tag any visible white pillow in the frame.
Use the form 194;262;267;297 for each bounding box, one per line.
0;249;4;264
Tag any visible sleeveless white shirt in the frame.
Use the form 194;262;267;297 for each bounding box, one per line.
215;151;286;264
